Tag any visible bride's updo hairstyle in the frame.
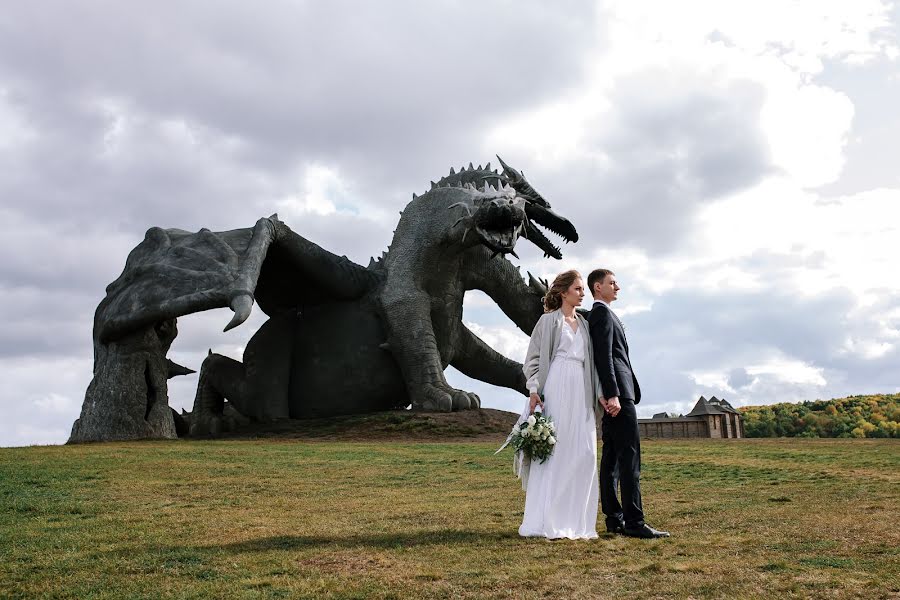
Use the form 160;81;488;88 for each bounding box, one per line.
543;269;582;313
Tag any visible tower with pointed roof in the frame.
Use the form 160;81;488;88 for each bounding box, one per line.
639;396;744;439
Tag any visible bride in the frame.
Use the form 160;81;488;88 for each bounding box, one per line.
518;269;601;539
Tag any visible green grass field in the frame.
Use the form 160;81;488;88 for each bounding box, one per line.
1;437;898;599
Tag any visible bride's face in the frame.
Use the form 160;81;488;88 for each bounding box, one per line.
562;277;585;308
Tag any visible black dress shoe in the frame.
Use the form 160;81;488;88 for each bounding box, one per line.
606;522;625;535
623;524;670;539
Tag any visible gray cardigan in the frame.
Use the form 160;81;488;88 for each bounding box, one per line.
522;309;603;425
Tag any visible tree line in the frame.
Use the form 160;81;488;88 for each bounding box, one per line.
739;394;900;438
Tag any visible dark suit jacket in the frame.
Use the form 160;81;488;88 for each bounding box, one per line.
588;301;641;404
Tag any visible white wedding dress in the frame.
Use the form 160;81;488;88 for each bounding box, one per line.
519;323;599;539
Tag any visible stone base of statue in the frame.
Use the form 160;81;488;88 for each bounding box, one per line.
180;407;518;442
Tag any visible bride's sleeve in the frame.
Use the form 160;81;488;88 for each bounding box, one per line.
583;318;602;399
523;316;543;394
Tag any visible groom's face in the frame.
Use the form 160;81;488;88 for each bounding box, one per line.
596;274;619;303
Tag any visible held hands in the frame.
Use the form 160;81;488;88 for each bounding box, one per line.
529;392;544;414
600;396;621;417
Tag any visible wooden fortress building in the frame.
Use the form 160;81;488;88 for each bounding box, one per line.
639;396;745;439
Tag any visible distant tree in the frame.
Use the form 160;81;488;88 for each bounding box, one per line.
740;394;900;438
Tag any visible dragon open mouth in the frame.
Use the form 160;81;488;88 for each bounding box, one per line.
476;224;521;255
494;155;579;260
473;197;527;256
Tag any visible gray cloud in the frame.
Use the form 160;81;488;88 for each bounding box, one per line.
726;367;753;390
0;1;601;217
623;280;900;415
527;69;772;254
815;50;900;197
0;288;94;359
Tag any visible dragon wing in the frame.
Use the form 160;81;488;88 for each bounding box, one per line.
94;215;381;343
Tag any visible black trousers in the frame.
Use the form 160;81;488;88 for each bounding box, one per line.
600;398;644;529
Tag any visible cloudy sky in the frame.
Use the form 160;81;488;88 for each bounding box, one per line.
2;1;899;447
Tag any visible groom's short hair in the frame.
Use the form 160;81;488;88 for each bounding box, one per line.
588;269;614;296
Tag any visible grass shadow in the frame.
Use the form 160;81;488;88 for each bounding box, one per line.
148;529;520;553
212;529;516;553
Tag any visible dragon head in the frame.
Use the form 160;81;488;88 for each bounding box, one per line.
440;158;578;260
493;155;578;259
447;182;527;258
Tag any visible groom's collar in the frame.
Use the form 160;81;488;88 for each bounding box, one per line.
593;298;611;308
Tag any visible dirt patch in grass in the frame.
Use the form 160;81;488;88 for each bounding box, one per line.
212;408;520;443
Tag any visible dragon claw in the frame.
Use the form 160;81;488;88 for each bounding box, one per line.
451;390;480;411
414;384;480;412
224;293;254;332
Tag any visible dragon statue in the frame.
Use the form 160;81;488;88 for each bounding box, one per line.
69;157;578;441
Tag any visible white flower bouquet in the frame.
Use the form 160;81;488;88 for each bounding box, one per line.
507;409;557;463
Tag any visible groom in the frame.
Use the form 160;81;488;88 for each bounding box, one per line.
587;269;669;539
